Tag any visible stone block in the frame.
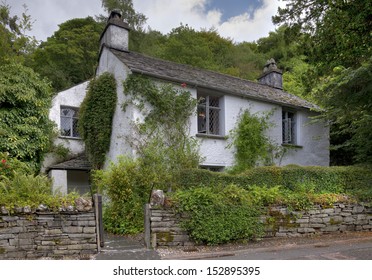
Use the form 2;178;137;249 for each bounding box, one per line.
83;227;96;234
298;228;315;233
309;223;326;228
309;218;323;223
151;221;176;228
362;225;372;230
321;208;335;214
296;218;309;223
45;229;63;235
353;206;365;213
275;232;288;237
0;234;14;240
150;216;162;222
357;214;367;220
62;226;83;233
322;217;331;223
321;225;339;232
308;210;320;215
313;214;328;218
344;216;355;223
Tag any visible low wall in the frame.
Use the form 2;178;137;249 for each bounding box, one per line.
0;199;98;259
146;202;372;247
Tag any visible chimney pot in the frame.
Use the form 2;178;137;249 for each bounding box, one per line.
258;58;283;89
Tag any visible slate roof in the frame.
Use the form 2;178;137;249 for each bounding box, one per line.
109;48;317;110
48;155;91;171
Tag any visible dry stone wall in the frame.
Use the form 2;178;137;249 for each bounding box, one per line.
146;202;372;247
0;208;98;259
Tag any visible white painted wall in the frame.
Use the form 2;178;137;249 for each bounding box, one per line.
49;169;67;194
48;81;88;155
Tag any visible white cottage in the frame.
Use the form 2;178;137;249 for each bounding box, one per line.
46;11;329;194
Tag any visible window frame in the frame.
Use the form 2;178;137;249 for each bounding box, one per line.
60;106;80;139
282;109;297;145
197;94;222;136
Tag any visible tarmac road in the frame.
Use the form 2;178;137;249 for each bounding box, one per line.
159;232;372;260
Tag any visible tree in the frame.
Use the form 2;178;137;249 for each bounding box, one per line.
27;17;102;92
273;0;372;73
0;2;37;64
0;63;54;171
100;0;147;30
273;0;372;164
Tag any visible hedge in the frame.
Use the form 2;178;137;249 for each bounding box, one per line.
178;165;372;201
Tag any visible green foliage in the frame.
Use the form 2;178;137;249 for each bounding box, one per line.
312;60;372;164
172;185;264;245
228;109;273;172
0;63;54;171
92;156;153;234
78;72;117;169
27;17;102;91
0;170;80;213
123;74;200;190
0;152;31;179
0;2;37;64
178;165;372;203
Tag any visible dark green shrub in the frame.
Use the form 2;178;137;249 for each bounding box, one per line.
171;185;264;245
178;165;372;201
92;156;154;234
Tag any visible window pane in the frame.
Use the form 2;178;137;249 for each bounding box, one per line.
209;108;220;135
61;116;71;137
72;118;80;138
198;105;207;133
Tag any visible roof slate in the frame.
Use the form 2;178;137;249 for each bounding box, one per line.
110;48;317;110
48;155;91;171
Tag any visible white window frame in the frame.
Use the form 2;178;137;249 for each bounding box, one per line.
197;94;222;136
60;106;80;138
282;109;296;145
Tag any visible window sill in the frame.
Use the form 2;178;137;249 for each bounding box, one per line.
282;143;303;149
196;133;227;140
59;136;83;140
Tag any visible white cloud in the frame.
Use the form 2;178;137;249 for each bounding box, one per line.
134;0;285;42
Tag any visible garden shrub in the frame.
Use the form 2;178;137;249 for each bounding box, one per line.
171;185;264;245
178;165;372;202
0;171;80;213
92;156;154;234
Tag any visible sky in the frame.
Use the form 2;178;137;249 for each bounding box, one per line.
7;0;285;43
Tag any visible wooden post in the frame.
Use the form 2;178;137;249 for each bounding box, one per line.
144;204;151;249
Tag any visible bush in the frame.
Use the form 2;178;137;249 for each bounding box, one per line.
171;185;264;245
0;171;80;212
178;165;372;202
92;156;154;234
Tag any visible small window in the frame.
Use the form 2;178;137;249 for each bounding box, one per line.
60;106;80;138
197;95;221;135
282;110;296;144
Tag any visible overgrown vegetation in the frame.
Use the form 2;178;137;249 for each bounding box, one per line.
123;74;200;190
171;185;264;245
93;75;200;234
228;109;275;172
178;166;372;203
0;63;54;172
78;72;117;169
0;152;80;213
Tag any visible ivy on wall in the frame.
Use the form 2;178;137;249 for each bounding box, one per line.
78;72;117;169
228;109;274;172
123;74;200;189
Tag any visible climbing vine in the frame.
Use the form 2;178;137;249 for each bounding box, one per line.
78;72;117;169
123;74;200;189
229;109;274;173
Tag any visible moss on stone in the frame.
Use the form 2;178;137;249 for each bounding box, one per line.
157;232;174;243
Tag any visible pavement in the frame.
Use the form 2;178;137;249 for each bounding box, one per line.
94;231;372;260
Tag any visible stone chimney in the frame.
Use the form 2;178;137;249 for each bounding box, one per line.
100;10;131;52
258;58;283;89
